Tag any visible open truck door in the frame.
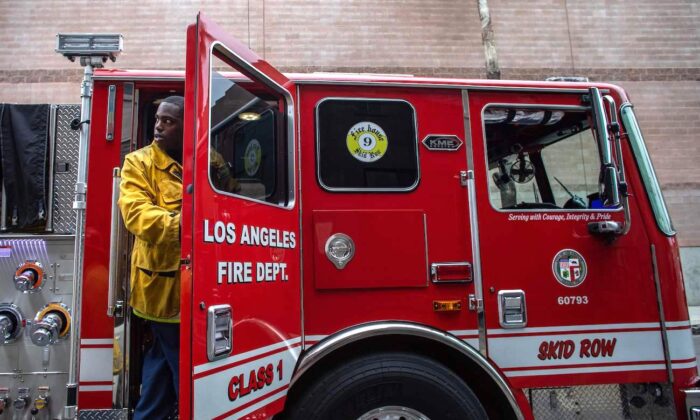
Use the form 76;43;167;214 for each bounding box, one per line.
180;13;301;419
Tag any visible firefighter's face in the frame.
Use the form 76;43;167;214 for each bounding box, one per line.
154;101;183;158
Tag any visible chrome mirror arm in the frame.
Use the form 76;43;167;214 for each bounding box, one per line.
603;95;631;236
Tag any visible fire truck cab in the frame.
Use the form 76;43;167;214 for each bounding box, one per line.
0;13;697;420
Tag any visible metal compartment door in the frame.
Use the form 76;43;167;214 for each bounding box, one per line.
181;13;301;419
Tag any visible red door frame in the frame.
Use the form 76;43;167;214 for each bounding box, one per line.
181;13;301;419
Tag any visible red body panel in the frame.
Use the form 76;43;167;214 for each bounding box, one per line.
299;84;479;342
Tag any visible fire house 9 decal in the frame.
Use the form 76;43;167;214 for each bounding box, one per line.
346;121;388;162
552;249;587;287
203;219;297;284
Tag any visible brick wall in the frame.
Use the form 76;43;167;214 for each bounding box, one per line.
0;0;697;244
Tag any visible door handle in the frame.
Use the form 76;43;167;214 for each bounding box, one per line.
207;305;233;362
498;290;527;328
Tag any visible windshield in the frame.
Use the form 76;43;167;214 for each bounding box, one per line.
620;104;675;236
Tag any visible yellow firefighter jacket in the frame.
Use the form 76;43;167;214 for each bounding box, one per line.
118;142;181;322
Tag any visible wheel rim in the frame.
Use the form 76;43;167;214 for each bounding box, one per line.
357;405;431;420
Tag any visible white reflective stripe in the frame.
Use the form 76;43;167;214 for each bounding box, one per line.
489;331;664;369
449;329;479;336
672;361;698;369
505;363;667;377
194;346;300;419
666;320;691;328
79;348;113;382
668;328;696;360
489;322;661;336
194;337;301;375
232;387;288;419
81;338;114;345
303;335;327;343
79;385;112;392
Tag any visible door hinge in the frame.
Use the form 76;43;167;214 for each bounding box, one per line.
180;257;191;266
460;170;469;187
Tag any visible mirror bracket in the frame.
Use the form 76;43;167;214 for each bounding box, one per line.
588;220;623;243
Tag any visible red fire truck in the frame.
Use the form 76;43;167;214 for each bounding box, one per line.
0;13;698;419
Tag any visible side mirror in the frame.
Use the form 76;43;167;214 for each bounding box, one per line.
600;165;620;208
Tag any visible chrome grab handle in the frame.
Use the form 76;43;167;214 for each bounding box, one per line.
106;85;116;141
498;290;527;328
207;305;233;362
107;167;122;318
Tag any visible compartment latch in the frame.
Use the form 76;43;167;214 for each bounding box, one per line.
207;305;233;362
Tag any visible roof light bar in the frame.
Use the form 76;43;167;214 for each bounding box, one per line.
55;33;123;62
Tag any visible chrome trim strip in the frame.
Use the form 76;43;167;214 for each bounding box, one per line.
46;104;57;232
651;244;674;382
0;234;75;240
314;97;420;192
292;321;523;420
462;91;474;180
107;167;122;318
466;171;487;355
106;84;116;141
208;41;296;210
423;214;429;286
297;84;305;345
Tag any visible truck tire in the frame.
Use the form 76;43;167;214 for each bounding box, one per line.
287;351;488;420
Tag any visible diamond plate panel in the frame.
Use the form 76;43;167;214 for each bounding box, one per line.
52;105;81;234
528;383;676;420
78;409;128;420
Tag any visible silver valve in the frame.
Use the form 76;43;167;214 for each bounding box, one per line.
0;314;12;339
14;261;45;293
30;303;71;347
0;304;23;344
0;387;9;415
15;270;37;292
13;387;29;411
31;313;63;346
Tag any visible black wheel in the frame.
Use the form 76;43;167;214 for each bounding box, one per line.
286;352;488;420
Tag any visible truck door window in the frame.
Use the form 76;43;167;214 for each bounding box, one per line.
209;52;288;206
484;106;607;211
316;98;419;191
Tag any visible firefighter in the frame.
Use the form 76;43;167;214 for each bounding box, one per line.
118;95;183;419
